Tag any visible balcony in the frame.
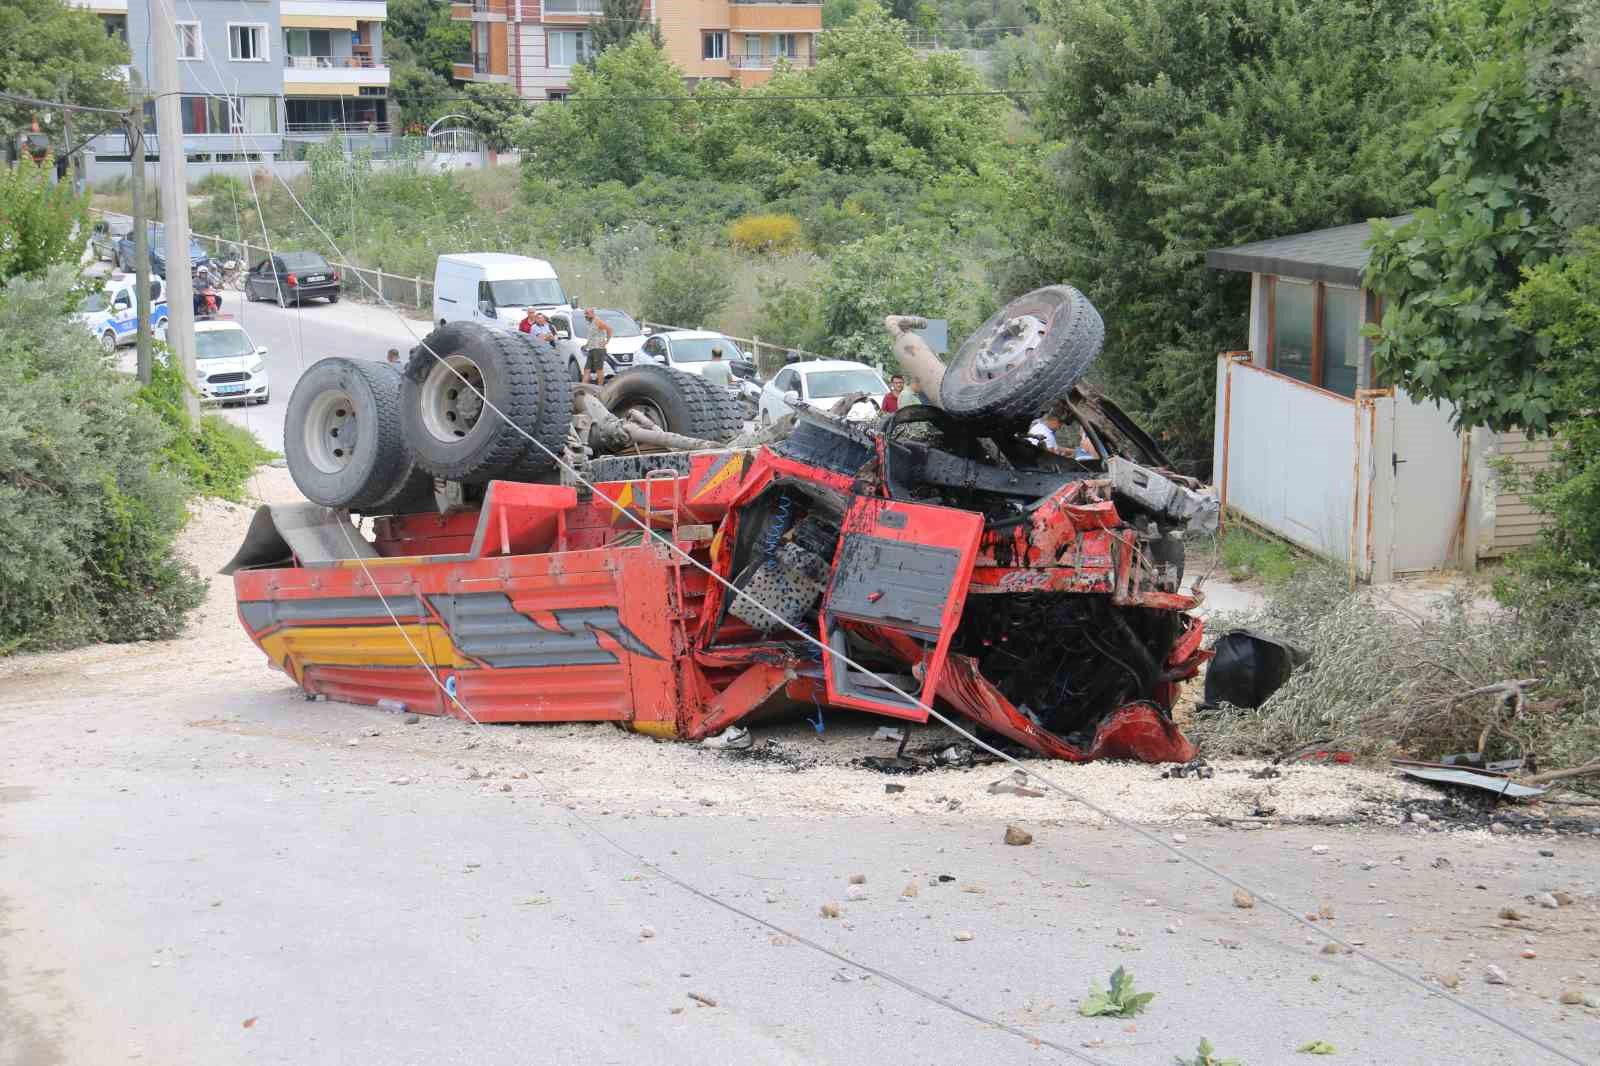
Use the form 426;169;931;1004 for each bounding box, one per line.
285;54;380;69
727;3;820;30
728;52;814;69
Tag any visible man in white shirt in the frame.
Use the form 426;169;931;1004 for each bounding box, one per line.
1027;412;1064;453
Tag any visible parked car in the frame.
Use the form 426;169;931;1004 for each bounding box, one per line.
549;307;647;380
759;359;889;425
432;253;572;329
243;251;340;306
639;330;756;380
76;274;169;350
113;223;211;278
193;319;270;405
89;217;126;261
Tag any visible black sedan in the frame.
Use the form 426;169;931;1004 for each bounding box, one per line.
243;251;341;307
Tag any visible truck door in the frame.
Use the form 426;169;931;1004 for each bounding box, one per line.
819;497;983;720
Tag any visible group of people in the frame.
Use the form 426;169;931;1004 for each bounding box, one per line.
517;306;615;385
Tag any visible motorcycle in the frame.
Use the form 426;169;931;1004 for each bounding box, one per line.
193;267;224;319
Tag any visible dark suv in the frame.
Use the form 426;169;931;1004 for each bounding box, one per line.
243;251;340;307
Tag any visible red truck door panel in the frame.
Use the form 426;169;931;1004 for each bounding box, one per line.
820;497;983;720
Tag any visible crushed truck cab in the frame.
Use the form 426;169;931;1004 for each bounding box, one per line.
230;403;1214;763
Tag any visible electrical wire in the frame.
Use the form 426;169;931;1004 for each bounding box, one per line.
254;166;1587;1066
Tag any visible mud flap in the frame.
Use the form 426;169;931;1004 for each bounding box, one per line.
820;497;983;720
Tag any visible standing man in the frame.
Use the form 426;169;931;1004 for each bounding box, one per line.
882;373;905;413
700;346;734;387
581;308;613;385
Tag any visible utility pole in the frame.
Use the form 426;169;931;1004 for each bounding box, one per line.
127;68;154;384
58;80;75;192
149;0;200;420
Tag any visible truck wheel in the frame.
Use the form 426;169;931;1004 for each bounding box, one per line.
600;365;741;441
401;322;569;482
939;285;1105;424
499;335;575;480
284;357;415;509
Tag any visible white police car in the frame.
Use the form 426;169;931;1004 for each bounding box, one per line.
77;274;169;350
194;319;270;405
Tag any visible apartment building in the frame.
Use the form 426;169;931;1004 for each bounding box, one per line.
452;0;819;100
75;0;389;175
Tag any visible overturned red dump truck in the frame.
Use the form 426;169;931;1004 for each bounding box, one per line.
226;287;1219;762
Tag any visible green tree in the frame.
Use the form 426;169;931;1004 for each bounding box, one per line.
1009;0;1459;467
710;7;1005;182
587;0;663;60
386;0;470;79
517;36;695;186
390;62;453;133
0;155;89;282
1365;0;1582;435
815;226;989;368
0;0;129;150
638;246;735;327
459;82;526;152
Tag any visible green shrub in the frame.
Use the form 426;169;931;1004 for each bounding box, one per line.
0;156;89;282
137;349;276;502
638;247;734;329
0;269;204;653
752;276;822;354
729;213;804;253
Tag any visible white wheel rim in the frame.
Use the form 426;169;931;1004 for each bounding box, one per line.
303;389;358;474
419;354;485;443
101;330;116;350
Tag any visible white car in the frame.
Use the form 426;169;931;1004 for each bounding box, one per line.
194;320;270;405
77;274;169;350
759;359;890;425
637;330;754;378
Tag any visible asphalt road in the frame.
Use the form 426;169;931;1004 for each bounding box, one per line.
3;673;1595;1066
206;293;430;454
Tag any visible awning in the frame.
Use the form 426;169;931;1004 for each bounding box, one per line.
282;14;359;29
283;83;372;97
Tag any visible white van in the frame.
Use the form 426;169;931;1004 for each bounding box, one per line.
432;253;573;330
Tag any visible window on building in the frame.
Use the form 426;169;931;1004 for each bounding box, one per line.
177;20;202;59
549;30;589;67
1266;276;1368;398
178;95;278;135
473;20;491;71
103;15;128;43
229;23;268;61
283;28;333;60
702;31;726;60
772;33;796;58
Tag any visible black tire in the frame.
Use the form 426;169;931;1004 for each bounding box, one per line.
499;334;575;481
283;357;414;510
600;365;741;441
328;294;340;304
939;285;1105;423
400;322;570;483
245;283;258;302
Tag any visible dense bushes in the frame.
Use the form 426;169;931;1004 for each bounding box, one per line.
728;214;804;254
139;350;276;502
0;269;203;652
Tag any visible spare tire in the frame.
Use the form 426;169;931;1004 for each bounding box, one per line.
939;285;1104;423
400;322;570;482
284;357;415;510
600;365;741;441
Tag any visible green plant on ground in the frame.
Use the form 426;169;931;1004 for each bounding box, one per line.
136;348;276;502
1176;1038;1242;1066
1192;566;1600;778
637;247;735;329
1215;525;1304;586
1078;966;1154;1018
1296;1041;1336;1055
0;268;203;653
